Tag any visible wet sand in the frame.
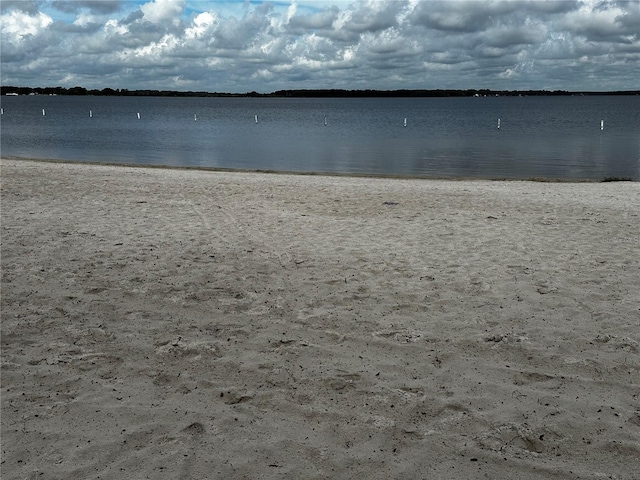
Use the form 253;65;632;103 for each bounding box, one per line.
1;158;639;479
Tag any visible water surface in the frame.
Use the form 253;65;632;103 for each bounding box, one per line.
1;95;638;180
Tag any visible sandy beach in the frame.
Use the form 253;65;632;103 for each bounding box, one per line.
1;158;639;479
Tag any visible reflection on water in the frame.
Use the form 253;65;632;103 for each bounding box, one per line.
1;95;638;180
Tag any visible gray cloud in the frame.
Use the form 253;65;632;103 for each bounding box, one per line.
1;0;638;92
0;0;43;14
340;1;400;33
288;6;339;31
52;1;124;14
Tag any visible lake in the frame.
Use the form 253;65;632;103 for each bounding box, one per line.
1;95;638;180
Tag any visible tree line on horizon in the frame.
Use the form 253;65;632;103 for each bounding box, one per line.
1;85;638;98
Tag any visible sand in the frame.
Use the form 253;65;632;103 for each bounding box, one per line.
1;158;639;479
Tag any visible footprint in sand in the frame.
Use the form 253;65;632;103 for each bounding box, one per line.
374;330;423;343
323;372;361;391
182;422;205;435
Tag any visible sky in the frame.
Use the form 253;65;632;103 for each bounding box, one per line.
1;0;639;92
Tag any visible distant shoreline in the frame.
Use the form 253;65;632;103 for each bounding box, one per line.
2;86;639;98
3;156;634;183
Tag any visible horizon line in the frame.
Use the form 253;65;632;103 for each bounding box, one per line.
2;86;639;98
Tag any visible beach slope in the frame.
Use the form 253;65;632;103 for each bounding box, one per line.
1;159;639;479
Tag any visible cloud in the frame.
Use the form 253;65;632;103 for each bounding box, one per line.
340;0;400;34
213;7;272;51
561;1;639;43
140;0;185;25
0;1;43;14
1;0;638;92
288;6;339;31
0;8;53;63
1;8;53;37
185;11;216;40
52;1;124;14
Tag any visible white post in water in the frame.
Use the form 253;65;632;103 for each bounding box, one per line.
90;110;93;118
137;112;141;120
600;120;604;131
324;116;327;126
255;114;258;123
42;109;46;116
1;108;3;115
194;113;197;122
404;118;407;127
497;118;501;129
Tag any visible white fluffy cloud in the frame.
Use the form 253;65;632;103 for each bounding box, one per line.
140;0;184;25
1;0;638;92
1;9;53;63
1;9;52;37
